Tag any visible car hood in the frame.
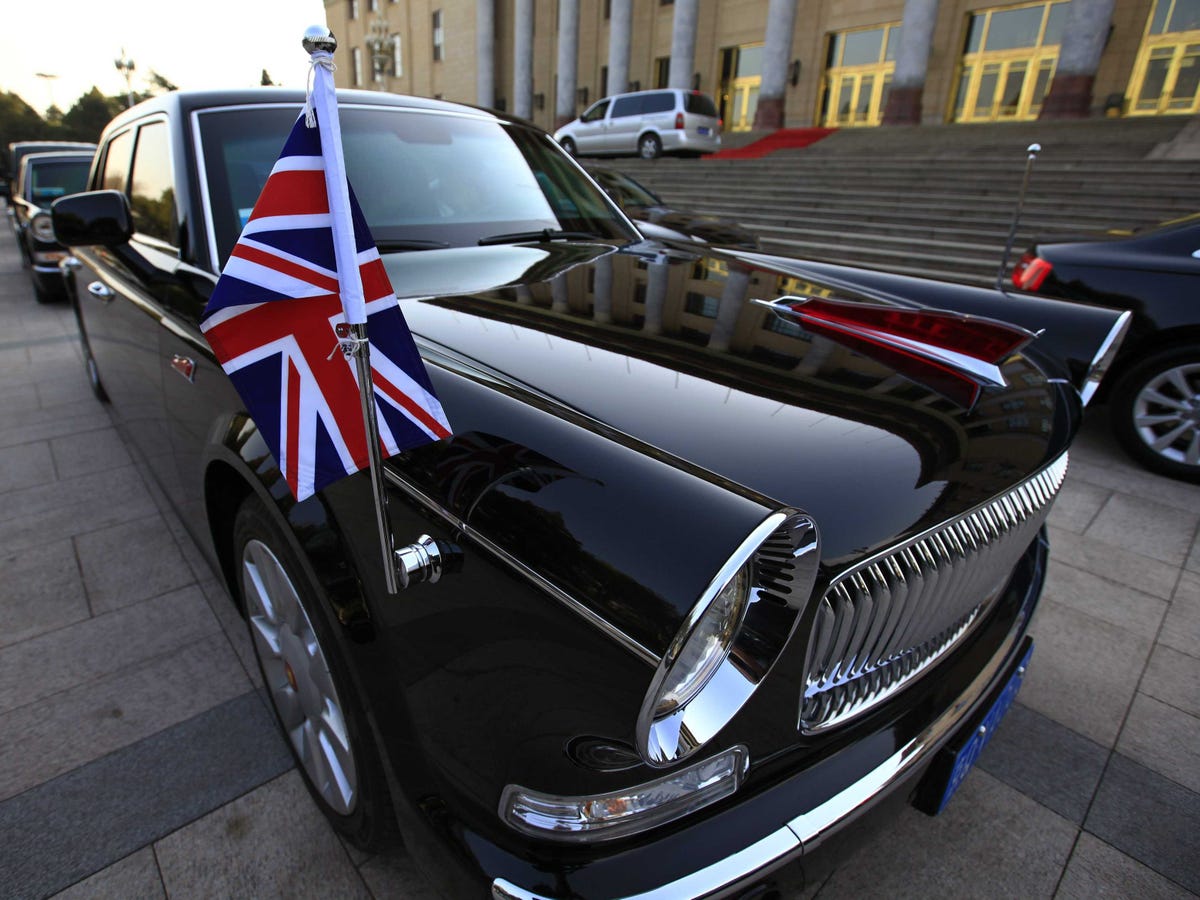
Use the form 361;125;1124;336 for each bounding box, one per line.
386;240;1075;569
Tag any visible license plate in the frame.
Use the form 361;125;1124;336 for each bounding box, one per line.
698;127;711;136
931;642;1032;814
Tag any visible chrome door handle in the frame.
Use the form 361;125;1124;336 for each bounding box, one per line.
87;281;114;301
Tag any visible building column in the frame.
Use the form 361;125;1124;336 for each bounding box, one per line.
881;0;940;125
608;0;633;96
514;0;534;118
556;0;580;128
477;0;495;107
668;0;699;90
753;0;799;129
1039;0;1117;119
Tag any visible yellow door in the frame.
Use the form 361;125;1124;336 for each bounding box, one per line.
728;76;762;131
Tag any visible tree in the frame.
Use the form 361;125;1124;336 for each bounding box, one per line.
148;71;179;94
59;88;123;143
0;91;51;164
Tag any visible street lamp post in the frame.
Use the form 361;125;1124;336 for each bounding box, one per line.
114;49;136;108
365;17;396;87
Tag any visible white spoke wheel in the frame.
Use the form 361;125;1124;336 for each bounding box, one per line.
1111;348;1200;482
233;496;395;848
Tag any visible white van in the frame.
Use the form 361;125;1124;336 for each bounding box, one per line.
554;89;722;159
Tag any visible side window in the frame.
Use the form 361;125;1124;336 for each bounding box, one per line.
642;92;674;114
129;122;178;246
100;130;134;192
610;96;643;118
581;99;610;123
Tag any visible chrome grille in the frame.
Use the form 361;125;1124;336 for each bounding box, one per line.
800;453;1067;732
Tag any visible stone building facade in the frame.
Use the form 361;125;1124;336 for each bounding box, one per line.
325;0;1199;133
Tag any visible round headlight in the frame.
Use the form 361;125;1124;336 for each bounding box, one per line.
31;213;55;242
637;511;820;768
655;564;749;716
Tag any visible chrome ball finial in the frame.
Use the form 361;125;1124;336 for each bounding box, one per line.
302;25;337;55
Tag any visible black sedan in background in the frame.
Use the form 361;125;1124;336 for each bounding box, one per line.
1012;214;1200;481
586;166;760;248
11;150;94;301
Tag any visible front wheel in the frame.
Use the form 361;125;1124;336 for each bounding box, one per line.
234;495;396;849
638;133;663;159
560;137;576;156
1109;347;1200;482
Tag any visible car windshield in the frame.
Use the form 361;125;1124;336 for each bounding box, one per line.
197;104;636;268
593;170;661;207
28;160;91;207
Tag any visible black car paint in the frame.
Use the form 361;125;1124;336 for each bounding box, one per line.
55;88;1109;898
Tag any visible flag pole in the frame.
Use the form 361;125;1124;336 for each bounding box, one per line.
303;25;401;594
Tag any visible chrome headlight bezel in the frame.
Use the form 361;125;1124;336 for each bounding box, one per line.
637;510;821;767
31;212;55;243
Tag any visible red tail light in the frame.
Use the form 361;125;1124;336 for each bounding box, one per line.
675;112;684;130
1012;252;1053;292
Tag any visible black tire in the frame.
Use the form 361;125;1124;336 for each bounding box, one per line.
638;133;663;159
561;137;576;156
1109;346;1200;482
233;495;396;850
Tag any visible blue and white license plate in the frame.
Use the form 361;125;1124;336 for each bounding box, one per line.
933;643;1033;814
697;126;711;136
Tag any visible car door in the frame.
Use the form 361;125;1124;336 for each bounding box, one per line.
73;119;183;499
574;99;611;154
604;95;643;154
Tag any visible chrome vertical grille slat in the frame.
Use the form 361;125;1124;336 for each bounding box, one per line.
800;453;1068;733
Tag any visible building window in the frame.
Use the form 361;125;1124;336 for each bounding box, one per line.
352;46;363;86
1128;0;1200;115
349;0;358;19
432;9;444;61
368;0;378;10
601;65;609;96
684;292;720;318
604;0;611;20
951;2;1069;123
655;57;670;88
393;33;403;77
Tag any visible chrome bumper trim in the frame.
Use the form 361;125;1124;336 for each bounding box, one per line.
491;615;1031;900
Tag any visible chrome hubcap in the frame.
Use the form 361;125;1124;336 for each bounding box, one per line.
241;539;358;815
1133;362;1200;468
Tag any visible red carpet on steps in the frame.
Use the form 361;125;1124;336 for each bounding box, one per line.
705;127;837;159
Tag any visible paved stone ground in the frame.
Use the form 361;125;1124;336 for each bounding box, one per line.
0;230;1196;900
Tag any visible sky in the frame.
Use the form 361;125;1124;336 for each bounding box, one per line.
6;0;330;115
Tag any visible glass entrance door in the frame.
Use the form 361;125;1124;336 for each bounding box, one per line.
720;44;764;132
821;23;900;127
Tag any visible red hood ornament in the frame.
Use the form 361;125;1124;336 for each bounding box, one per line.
752;295;1037;408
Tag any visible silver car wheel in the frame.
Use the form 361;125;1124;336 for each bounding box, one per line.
241;538;358;815
1132;362;1200;468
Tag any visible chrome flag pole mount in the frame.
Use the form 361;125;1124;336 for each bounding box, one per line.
996;142;1042;292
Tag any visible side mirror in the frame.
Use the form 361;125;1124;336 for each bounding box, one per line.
51;190;133;248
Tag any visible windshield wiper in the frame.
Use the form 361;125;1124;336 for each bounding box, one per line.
477;228;604;246
375;239;449;252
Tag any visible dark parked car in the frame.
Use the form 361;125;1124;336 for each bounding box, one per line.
52;88;1127;899
1012;214;1200;482
11;150;93;301
587;166;759;249
4;140;95;209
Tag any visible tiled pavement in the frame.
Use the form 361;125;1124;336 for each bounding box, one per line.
0;231;1196;900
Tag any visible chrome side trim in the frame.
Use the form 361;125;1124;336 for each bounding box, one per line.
382;468;659;666
1079;309;1132;407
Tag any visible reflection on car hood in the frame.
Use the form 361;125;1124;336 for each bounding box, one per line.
387;241;1072;566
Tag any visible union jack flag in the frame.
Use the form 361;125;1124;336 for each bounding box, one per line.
200;113;451;501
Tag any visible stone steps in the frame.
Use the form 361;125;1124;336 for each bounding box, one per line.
592;116;1200;284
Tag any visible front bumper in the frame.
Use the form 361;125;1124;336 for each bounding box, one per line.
488;531;1047;899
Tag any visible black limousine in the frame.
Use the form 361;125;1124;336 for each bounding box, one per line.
51;87;1129;899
